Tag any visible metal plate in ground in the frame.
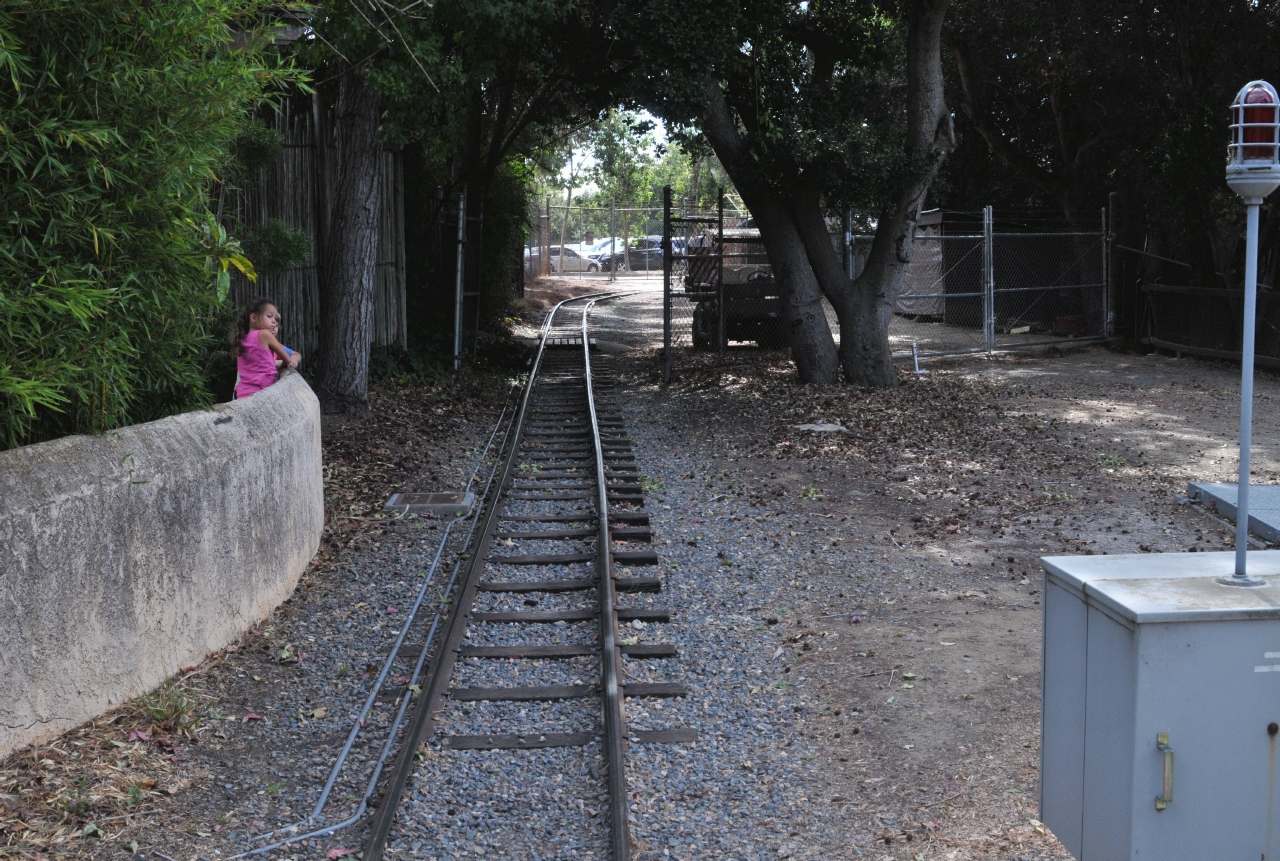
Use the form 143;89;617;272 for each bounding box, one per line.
1188;482;1280;543
384;491;475;517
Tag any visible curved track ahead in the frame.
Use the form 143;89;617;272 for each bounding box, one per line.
363;294;692;860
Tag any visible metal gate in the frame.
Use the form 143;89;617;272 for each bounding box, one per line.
662;202;1109;382
879;206;1108;358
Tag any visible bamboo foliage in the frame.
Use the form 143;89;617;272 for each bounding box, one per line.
0;1;297;450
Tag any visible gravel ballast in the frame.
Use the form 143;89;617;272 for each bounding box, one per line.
13;287;1266;861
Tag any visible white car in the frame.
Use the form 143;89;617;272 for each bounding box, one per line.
550;246;599;273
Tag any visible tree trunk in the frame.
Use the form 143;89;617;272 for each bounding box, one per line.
622;211;630;270
317;63;382;417
799;0;954;386
698;1;951;386
701;78;840;384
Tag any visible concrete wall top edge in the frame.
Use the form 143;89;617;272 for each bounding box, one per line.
0;372;319;512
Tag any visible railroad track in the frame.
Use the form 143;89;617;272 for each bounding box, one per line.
356;294;692;860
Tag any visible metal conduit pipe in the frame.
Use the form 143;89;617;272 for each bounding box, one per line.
231;385;519;857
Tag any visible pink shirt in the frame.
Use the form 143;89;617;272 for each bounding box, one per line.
236;329;278;398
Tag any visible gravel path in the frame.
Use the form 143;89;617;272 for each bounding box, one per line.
20;285;1262;861
608;355;851;860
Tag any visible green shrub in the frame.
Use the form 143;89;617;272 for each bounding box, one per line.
228;124;285;184
0;1;296;449
242;218;312;276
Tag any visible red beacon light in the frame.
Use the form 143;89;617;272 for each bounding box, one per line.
1228;80;1280;202
1224;80;1280;585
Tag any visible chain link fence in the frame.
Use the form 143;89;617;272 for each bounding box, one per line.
870;208;1108;358
524;201;666;282
661;202;1108;382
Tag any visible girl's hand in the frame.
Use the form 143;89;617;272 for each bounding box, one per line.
288;352;301;369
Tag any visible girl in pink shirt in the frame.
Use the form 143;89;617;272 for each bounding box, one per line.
231;297;299;398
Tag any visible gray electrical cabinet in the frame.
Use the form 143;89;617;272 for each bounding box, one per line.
1041;551;1280;861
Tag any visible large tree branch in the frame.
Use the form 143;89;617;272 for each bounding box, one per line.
943;29;1062;197
793;191;849;306
906;0;954;157
701;77;839;383
701;77;753;184
823;0;956;386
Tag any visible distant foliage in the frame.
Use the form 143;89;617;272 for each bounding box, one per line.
0;1;295;449
228;124;286;184
479;161;533;327
242;218;312;276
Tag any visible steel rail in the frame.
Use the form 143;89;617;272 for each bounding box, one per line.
232;386;522;858
582;296;631;860
361;290;624;861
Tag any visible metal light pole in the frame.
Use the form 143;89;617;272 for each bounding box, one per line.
1222;80;1280;585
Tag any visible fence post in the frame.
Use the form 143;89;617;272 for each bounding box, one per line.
1107;192;1118;337
717;188;725;363
469;195;484;362
541;197;551;277
609;197;616;283
559;186;571;279
393;152;408;348
1100;205;1109;338
983;204;994;353
843;209;853;280
453;185;467;371
663;186;672;385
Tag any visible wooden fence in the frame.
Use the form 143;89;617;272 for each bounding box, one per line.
1141;284;1280;368
224;95;406;358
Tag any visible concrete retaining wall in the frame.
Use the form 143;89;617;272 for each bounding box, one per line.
0;371;323;755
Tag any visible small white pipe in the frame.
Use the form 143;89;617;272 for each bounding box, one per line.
1237;201;1261;576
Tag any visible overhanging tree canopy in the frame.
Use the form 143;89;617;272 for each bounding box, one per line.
617;0;955;385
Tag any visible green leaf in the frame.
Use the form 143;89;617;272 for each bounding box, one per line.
0;0;300;450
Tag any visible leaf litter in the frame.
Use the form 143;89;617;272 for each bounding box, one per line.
612;343;1266;859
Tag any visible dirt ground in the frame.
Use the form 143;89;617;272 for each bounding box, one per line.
516;277;623;321
606;338;1280;860
5;276;1278;859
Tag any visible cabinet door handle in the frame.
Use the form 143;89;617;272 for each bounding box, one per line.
1155;733;1174;811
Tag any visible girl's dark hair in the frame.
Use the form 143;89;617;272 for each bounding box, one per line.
230;297;275;358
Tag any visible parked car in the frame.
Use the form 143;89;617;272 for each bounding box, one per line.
549;246;599;273
587;237;621;255
625;235;665;271
583;238;622;271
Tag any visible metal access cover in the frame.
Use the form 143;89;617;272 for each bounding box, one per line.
384;491;475;517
